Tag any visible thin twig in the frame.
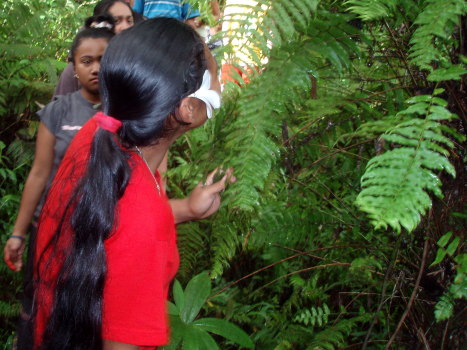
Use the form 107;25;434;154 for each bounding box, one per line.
382;20;419;87
337;291;435;305
417;327;432;350
333;291;367;325
210;244;372;299
440;319;450;350
254;263;350;293
384;239;429;349
305;139;374;169
276;244;384;276
362;234;401;350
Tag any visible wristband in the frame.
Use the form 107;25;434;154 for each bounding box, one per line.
10;235;26;241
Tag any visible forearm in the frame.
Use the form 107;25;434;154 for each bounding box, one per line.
12;172;50;237
169;198;195;224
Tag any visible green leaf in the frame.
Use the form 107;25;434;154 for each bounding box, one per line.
196;329;220;350
168;302;179;316
449;278;466;299
161;315;185;350
181;272;211;324
427;65;467;82
192;317;254;349
437;231;453;248
406;95;433;103
181;326;203;350
434;294;454;322
446;237;460;256
180;326;220;350
431;248;447;266
173;279;185;313
454;254;467;274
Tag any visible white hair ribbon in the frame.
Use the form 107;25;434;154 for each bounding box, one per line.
91;21;113;30
189;70;221;119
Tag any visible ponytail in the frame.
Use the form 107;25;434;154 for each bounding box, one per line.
40;130;130;350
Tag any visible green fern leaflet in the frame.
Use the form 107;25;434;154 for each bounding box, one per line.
356;92;464;232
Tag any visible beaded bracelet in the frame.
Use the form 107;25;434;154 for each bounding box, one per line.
10;235;26;241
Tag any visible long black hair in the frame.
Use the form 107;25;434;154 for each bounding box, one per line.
36;18;206;350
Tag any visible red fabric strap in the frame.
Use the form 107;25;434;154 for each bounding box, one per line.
93;112;122;133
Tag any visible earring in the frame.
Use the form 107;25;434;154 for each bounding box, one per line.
74;74;79;79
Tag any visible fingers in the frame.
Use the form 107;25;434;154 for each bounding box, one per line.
203;167;235;194
203;167;219;187
4;239;24;272
4;250;22;272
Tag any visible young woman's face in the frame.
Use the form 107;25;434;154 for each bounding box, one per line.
74;38;109;99
109;2;134;34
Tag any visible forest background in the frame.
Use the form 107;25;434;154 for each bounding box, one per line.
0;0;465;349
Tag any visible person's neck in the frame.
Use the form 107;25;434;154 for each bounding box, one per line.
137;118;187;173
80;89;101;105
137;138;173;173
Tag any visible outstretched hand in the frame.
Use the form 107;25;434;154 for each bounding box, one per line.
4;236;26;272
188;168;235;219
170;168;236;224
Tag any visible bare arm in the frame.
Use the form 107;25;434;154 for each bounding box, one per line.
3;122;55;271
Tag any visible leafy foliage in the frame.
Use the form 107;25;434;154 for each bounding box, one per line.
161;272;254;350
431;231;466;322
0;0;94;342
408;0;466;71
293;304;330;328
1;0;466;348
356;92;464;232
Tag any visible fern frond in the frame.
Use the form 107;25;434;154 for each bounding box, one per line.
356;93;465;232
210;214;242;277
306;314;371;350
293;304;330;328
219;12;361;213
221;0;319;67
344;0;398;21
408;0;466;71
176;222;209;280
0;300;21;318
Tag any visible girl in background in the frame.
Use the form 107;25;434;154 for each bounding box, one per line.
54;0;137;97
3;18;115;350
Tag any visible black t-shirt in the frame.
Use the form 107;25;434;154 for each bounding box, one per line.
35;90;100;216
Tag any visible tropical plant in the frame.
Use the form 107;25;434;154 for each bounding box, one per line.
1;0;466;348
161;272;254;350
167;0;466;348
0;0;95;342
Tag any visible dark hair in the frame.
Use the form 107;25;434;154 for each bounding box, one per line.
37;18;205;350
93;0;130;16
93;0;143;23
69;15;115;64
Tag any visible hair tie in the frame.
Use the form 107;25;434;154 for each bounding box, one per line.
90;21;113;30
93;112;122;133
